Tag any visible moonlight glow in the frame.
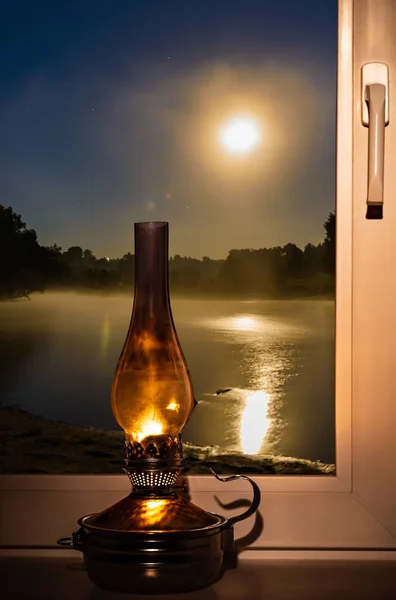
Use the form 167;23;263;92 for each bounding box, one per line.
220;117;260;153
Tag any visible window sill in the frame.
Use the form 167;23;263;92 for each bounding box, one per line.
1;555;395;600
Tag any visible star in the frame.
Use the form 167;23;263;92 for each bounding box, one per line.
146;201;156;212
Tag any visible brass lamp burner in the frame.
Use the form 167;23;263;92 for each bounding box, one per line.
124;434;183;494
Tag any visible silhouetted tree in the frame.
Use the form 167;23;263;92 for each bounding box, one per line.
47;243;62;255
63;246;83;264
181;265;201;289
83;248;96;263
281;243;304;279
323;211;336;273
0;205;47;298
117;253;134;285
0;203;336;299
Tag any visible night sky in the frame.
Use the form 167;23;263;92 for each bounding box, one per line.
0;1;337;259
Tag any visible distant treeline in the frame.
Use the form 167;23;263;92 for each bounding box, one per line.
0;204;335;299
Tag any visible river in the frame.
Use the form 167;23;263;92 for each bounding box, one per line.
0;292;335;464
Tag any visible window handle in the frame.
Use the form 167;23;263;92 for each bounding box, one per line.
361;63;389;219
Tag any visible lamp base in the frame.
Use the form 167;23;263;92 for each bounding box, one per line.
58;472;261;595
78;516;228;594
72;494;229;594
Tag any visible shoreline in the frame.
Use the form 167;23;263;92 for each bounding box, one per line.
0;405;335;476
1;288;335;303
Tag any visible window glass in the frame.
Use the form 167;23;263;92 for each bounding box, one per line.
0;0;337;475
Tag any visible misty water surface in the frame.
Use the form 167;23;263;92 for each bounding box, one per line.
0;292;335;464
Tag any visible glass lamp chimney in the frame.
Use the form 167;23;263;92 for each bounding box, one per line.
111;222;195;491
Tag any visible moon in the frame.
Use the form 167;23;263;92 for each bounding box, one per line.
220;117;260;153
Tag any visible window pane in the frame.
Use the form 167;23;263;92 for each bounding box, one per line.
0;0;337;475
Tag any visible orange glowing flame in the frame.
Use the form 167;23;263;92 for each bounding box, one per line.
166;400;179;411
133;418;164;443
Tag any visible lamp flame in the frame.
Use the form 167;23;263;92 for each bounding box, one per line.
132;418;164;443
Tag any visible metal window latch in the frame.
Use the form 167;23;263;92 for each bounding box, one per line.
361;62;390;219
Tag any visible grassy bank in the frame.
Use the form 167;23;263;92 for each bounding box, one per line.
0;405;335;475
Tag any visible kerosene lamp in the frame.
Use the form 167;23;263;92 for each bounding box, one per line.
59;222;260;594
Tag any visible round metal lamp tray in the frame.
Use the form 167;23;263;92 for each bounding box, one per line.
58;473;261;594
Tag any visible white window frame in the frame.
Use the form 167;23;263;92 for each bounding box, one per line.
1;0;396;558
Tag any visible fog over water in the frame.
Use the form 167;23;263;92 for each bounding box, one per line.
0;292;335;464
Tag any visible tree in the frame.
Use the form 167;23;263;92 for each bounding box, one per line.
0;205;46;298
323;211;336;273
83;248;96;263
303;243;324;277
46;244;62;255
181;265;201;290
62;246;83;264
280;243;304;280
117;253;134;285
